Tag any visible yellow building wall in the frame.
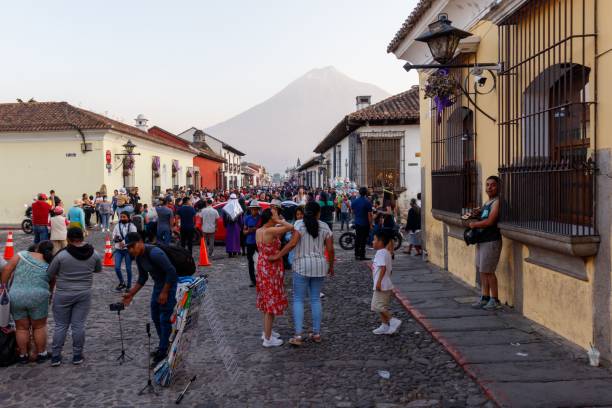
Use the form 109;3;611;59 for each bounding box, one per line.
103;131;195;207
523;258;593;349
0;131;105;223
419;14;599;349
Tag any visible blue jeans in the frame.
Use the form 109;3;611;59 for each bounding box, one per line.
292;272;325;335
150;284;177;354
157;229;171;245
114;249;132;288
100;214;110;230
33;225;49;244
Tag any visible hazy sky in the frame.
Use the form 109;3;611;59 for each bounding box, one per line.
1;0;418;142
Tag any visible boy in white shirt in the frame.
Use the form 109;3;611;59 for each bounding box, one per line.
371;231;402;335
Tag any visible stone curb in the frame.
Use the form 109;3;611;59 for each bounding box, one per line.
392;287;506;407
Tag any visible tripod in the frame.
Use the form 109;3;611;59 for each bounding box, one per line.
115;309;133;364
139;323;158;395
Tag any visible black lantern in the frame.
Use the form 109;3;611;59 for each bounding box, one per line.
415;14;472;64
123;139;137;154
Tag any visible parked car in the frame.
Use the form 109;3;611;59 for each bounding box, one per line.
213;201;271;242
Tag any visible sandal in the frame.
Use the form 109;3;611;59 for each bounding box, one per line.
309;333;322;343
288;335;305;346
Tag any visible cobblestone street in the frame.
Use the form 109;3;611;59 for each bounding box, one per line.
1;230;491;407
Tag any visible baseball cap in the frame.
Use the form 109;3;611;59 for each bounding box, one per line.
124;232;143;247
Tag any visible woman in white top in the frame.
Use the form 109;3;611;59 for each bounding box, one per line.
271;201;334;346
50;207;68;254
293;187;307;206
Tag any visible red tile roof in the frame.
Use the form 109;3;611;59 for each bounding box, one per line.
314;87;420;153
149;126;226;162
0;101;194;154
387;0;434;53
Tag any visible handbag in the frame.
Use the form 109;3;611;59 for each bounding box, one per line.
463;228;486;246
0;284;10;328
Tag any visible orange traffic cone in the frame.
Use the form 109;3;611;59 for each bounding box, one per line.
3;231;14;260
199;238;211;267
103;234;114;267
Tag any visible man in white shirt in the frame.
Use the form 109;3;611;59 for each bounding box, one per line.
199;199;220;257
112;211;137;292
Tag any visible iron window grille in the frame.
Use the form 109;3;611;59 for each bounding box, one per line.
431;56;479;215
498;0;596;236
348;131;405;192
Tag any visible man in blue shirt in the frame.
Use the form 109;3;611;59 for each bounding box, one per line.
177;197;196;253
243;200;261;287
351;187;373;260
123;232;178;366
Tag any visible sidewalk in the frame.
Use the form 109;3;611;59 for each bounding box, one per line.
391;252;612;408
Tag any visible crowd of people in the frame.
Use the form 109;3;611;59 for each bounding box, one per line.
2;178;505;364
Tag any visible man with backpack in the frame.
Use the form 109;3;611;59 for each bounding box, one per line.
122;232;191;366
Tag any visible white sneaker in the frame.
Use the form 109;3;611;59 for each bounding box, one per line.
387;318;402;334
261;330;281;340
262;336;284;347
372;324;390;335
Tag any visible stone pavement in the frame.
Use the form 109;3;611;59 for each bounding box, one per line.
392;252;612;408
0;229;492;407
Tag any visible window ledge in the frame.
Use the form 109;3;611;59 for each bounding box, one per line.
498;223;600;257
431;209;469;228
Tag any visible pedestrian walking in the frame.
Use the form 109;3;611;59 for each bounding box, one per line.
177;197;197;254
111;190;119;222
67;200;86;233
123;232;178;366
0;241;55;364
32;193;52;243
469;176;503;311
47;227;102;366
255;209;293;347
351;187;373;260
223;194;243;258
156;198;175;245
270;201;334;346
199;199;219;257
340;195;350;231
98;195;113;232
371;231;401;335
112;212;137;292
50;206;68;255
404;198;422;256
244;200;262;287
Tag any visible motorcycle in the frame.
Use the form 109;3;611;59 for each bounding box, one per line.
22;204;33;234
338;223;403;251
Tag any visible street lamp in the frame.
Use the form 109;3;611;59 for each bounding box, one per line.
415;14;471;64
122;139;137;154
403;13;499;73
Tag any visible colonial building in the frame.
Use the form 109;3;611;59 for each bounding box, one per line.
297;156;323;189
178;127;245;189
312;90;421;209
389;0;610;356
148;127;226;191
0;101;195;223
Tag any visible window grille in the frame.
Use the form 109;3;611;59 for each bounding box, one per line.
498;0;596;236
350;131;405;191
431;57;479;214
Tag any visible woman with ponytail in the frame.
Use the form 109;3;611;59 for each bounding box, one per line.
1;240;55;364
271;201;334;346
255;208;294;347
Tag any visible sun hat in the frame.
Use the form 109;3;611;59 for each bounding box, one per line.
248;200;261;208
270;199;282;207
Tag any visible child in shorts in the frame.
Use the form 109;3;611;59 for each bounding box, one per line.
371;231;402;335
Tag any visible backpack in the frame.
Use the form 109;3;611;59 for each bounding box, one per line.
147;244;196;277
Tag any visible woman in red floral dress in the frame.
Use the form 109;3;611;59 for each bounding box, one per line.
256;208;294;347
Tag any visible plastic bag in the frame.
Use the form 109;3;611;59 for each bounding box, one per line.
0;285;10;328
